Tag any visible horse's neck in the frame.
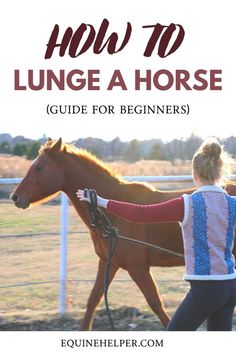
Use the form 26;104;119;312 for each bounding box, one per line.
62;158;122;197
61;155;123;227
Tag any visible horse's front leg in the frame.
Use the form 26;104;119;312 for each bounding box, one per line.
79;258;119;330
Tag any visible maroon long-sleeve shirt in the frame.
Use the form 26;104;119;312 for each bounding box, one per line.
107;197;184;223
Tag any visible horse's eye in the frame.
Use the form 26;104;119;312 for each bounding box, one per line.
35;165;43;171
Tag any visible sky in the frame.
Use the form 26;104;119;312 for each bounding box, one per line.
1;0;235;143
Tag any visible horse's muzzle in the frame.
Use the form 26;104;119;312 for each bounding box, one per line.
10;193;30;209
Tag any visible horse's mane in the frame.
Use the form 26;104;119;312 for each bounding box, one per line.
39;140;124;182
227;180;236;186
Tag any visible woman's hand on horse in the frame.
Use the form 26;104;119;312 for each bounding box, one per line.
76;189;109;209
76;189;91;203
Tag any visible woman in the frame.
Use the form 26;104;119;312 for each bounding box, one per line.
76;138;236;331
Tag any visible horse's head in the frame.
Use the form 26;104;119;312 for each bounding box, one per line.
11;138;64;209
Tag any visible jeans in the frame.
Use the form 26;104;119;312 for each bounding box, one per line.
167;278;236;331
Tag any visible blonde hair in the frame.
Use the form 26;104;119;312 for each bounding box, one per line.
192;138;233;184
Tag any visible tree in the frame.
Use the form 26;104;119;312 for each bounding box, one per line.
89;148;102;159
12;143;27;156
26;142;41;160
124;139;141;162
0;141;11;153
184;134;202;159
110;137;123;157
149;143;166;160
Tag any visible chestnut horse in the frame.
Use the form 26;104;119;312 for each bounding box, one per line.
11;138;236;330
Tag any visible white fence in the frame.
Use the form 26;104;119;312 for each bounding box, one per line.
1;175;236;314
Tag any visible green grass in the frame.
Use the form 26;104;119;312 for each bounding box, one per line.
0;203;61;234
0;201;186;318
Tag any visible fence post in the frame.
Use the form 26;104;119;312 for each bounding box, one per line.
59;192;68;314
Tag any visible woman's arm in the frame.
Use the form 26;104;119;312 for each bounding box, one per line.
76;190;184;223
107;197;184;223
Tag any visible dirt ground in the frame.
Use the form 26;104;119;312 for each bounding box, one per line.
0;306;185;331
1;306;235;331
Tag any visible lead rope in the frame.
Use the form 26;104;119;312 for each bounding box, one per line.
84;189;184;330
84;189;117;330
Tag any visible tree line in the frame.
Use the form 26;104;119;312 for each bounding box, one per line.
0;134;236;162
0;141;41;160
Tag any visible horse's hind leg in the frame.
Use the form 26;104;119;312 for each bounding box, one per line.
79;258;119;330
128;266;170;328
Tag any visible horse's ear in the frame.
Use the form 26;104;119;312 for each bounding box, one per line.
47;137;52;143
50;137;62;152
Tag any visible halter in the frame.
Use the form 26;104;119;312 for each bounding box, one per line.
84;188;184;330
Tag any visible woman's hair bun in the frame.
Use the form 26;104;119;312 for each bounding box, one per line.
202;139;222;159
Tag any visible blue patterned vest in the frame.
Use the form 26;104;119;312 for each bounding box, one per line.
181;185;236;280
